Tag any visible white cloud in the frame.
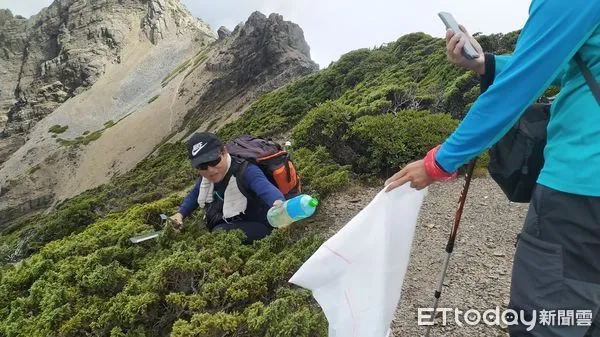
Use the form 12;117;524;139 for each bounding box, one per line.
1;0;530;68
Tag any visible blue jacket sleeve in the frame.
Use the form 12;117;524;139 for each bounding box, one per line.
242;164;285;207
494;55;565;87
436;0;599;172
178;178;201;217
494;55;512;76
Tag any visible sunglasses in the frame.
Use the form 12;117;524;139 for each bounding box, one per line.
196;155;222;170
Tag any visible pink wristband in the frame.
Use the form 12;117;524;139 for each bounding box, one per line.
424;145;457;182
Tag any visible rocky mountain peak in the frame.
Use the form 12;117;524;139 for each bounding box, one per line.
188;11;317;125
217;26;232;40
141;0;213;44
0;9;15;22
205;11;316;74
239;11;312;60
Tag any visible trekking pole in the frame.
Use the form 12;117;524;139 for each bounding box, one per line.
424;158;477;337
129;214;173;243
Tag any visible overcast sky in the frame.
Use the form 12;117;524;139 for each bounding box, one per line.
1;0;529;68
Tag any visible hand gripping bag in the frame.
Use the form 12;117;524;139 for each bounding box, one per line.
289;183;427;337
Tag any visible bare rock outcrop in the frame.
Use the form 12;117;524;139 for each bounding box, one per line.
217;26;231;40
188;12;318;125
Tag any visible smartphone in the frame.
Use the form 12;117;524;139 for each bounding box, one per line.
438;11;479;60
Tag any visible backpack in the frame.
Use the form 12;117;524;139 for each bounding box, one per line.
225;135;301;199
487;103;550;202
487;52;600;203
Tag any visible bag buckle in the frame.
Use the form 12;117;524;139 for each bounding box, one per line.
222;214;243;224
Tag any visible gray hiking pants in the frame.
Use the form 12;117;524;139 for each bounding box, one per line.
508;184;600;337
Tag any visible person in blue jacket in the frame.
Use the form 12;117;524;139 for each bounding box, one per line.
385;1;599;336
171;132;284;243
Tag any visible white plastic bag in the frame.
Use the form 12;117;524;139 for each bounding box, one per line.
289;183;427;337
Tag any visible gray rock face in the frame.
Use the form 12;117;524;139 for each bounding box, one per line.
0;0;212;151
0;10;28;132
206;12;314;72
217;26;231;40
193;11;318;121
141;0;211;44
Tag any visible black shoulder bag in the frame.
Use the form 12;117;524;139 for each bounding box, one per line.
486;52;600;203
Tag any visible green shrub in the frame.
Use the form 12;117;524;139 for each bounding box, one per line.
292;101;358;165
292;146;351;198
217;89;310;141
57;130;104;147
6;143;194;260
348;110;459;175
443;72;480;119
0;198;327;337
49;125;68;134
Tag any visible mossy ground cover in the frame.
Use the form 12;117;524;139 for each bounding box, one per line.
0;197;327;337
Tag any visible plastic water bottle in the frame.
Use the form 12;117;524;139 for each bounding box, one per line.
267;194;319;228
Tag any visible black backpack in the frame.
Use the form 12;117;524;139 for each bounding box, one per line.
225;135;301;200
487;53;600;202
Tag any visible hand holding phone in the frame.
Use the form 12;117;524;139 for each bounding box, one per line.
438;12;480;60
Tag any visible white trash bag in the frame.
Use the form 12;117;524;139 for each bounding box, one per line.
289;183;427;337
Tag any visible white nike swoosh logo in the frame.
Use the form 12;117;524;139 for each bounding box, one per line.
192;142;207;156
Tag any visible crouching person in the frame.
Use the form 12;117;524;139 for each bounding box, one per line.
171;132;284;243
